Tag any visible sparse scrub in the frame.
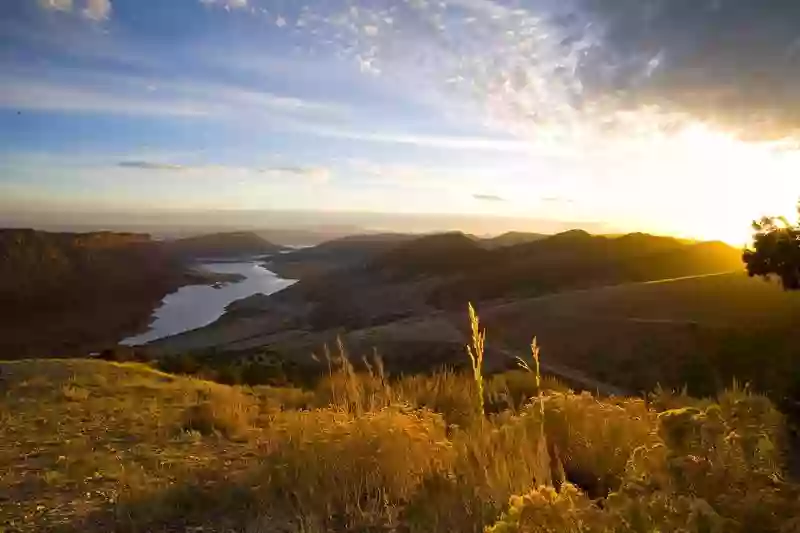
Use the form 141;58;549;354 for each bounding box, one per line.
260;406;450;530
395;370;481;427
489;386;798;533
405;409;553;532
61;383;90;401
487;370;569;412
2;307;800;533
313;339;395;413
541;391;658;496
180;386;258;440
250;384;315;411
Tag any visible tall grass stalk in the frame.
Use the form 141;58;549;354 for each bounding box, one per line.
524;337;556;488
467;302;486;418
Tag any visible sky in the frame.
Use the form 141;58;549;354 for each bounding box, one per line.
2;0;800;243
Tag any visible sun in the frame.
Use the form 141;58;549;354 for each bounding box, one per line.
636;124;800;247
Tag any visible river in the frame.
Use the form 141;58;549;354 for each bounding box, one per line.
120;261;296;345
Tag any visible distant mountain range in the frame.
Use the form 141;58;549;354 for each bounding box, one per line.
479;231;548;249
148;230;748;375
0;227;751;380
363;230;741;301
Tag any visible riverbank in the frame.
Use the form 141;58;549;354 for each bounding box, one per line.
121;262;296;346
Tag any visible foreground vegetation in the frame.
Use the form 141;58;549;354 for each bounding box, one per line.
3;324;799;532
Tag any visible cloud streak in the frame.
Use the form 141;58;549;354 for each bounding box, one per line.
115;160;330;183
0;70;347;121
118;161;185;171
257;166;330;184
199;0;248;10
313;128;531;152
473;193;505;202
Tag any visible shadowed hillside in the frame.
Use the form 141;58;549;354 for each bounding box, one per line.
368;232;489;280
266;233;416;279
480;272;800;406
0;229;228;357
480;231;548;249
146;231;756;393
428;232;742;306
167;231;282;259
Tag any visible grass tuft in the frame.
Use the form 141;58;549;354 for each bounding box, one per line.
180;386;257;440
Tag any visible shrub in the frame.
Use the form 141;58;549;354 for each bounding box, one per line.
624;388;795;533
541;392;659;497
312;339;396;414
405;408;554;533
395;370;480;428
487;370;569;412
180;386;257;440
489;386;800;533
261;407;450;530
487;483;728;533
250;385;314;411
487;483;607;533
61;384;90;401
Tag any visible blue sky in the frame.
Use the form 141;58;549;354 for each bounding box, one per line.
2;0;800;242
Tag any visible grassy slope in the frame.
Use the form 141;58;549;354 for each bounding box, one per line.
481;272;800;396
0;360;270;532
1;357;799;533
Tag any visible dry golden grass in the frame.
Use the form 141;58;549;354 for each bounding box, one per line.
0;359;265;532
180;386;258;439
261;406;450;530
2;311;799;533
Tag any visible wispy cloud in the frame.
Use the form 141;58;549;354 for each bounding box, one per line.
199;0;248;10
38;0;73;13
115;160;330;183
38;0;111;20
118;161;186;171
1;78;209;117
83;0;111;20
257;166;331;184
473;193;505;202
316;128;530;152
541;196;574;204
0;70;347;121
1;68;522;152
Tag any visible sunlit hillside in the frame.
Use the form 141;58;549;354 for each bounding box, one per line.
1;347;798;532
482;272;800;401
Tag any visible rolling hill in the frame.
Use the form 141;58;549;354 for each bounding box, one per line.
478;271;800;403
167;231;282;259
361;230;743;306
145;231;781;400
0;229;239;357
480;231;548;249
265;233;416;279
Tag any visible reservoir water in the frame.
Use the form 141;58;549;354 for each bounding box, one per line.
120;261;296;345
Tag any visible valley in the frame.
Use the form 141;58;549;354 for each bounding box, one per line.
134;229;800;406
0;230;286;358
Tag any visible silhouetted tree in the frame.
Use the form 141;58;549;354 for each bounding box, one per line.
743;203;800;290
